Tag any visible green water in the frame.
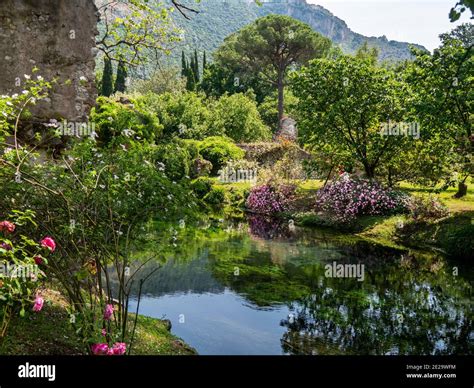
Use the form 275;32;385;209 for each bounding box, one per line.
126;215;473;355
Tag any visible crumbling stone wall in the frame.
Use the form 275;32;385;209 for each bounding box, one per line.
0;0;99;122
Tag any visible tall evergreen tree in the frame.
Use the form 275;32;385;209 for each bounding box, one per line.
114;60;128;93
194;49;200;82
181;51;187;77
101;58;114;97
203;51;208;72
186;55;196;91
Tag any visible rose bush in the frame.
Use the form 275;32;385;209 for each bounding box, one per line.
0;210;52;337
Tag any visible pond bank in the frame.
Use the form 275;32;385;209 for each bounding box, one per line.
0;288;197;355
214;180;473;259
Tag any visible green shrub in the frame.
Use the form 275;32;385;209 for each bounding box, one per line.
137;92;210;139
203;186;226;206
154;142;192;181
181;139;201;160
408;195;449;221
190;177;214;198
198;136;245;175
207;92;272;142
90;96;162;146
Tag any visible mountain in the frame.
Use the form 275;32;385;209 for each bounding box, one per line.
167;0;427;63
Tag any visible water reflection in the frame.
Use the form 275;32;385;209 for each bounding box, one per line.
111;215;473;355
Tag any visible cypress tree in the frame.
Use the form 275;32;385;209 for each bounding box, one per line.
101;58;114;97
193;49;200;83
114;60;127;93
187;55;196;91
181;51;187;77
203;51;207;72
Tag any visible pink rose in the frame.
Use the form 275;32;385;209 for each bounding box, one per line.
111;342;127;355
103;304;114;320
101;328;107;337
33;296;44;312
40;237;56;252
91;343;109;355
34;256;43;265
0;221;15;233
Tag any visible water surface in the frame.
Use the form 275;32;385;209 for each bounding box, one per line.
125;216;473;355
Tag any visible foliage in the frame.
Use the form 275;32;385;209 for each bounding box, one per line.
114;60;128;94
207;92;271;142
293;54;416;178
197;136;245;175
0;80;198;353
96;0;180;66
0;211;48;338
203;187;226;207
137;92;210;140
190;177;214;199
258;90;298;132
129;68;186;95
200;62;271;103
215;15;332;124
315;175;410;223
101;58;114;97
408;195;450;221
90;96;162;146
154;142;192;181
449;0;474;21
404;24;473;192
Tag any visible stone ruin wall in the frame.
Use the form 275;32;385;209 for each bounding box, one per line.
0;0;99;123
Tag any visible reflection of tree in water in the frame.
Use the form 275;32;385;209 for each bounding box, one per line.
247;215;294;240
279;258;473;355
108;252;225;299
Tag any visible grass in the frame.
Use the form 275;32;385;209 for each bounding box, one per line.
397;181;474;213
0;288;197;355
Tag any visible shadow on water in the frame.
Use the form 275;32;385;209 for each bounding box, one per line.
108;214;473;355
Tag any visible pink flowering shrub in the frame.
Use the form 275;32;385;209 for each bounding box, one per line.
315;175;410;223
0;211;53;337
246;184;297;215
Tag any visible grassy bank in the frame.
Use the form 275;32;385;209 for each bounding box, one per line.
0;289;197;356
215;179;473;258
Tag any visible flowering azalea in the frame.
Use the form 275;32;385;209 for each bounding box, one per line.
40;237;56;252
246;184;296;215
103;304;114;320
33;296;44;312
0;220;15;233
315;176;409;223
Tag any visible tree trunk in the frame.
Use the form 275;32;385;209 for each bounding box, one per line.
454;181;468;198
364;164;375;179
277;71;285;129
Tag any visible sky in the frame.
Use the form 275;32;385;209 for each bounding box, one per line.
307;0;472;51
